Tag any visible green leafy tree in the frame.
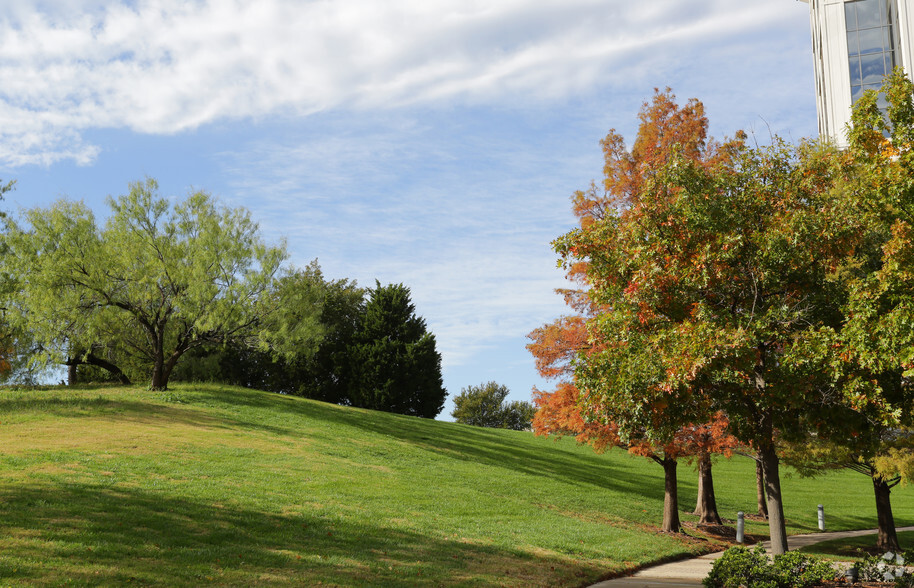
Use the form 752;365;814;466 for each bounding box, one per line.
347;282;446;418
451;382;535;430
729;70;914;555
290;268;365;403
808;67;914;553
782;419;914;553
2;178;302;390
557;91;869;552
0;178;14;377
173;261;364;403
549;90;746;534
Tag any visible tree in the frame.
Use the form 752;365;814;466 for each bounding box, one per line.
171;262;331;390
2;178;301;390
347;282;446;418
451;382;535;430
681;416;739;526
0;178;14;378
528;316;738;530
532;90;743;534
555;89;870;553
173;261;364;403
816;67;914;553
290;269;365;403
782;423;914;553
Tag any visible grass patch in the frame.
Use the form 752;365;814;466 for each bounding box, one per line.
0;383;912;586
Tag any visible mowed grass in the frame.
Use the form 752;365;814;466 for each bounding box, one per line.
0;384;911;586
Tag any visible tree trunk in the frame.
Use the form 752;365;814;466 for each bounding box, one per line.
753;346;785;553
160;347;189;392
661;456;682;533
693;451;722;525
150;349;167;391
67;359;78;386
66;353;131;385
759;442;788;555
756;456;769;519
873;475;900;553
85;353;131;385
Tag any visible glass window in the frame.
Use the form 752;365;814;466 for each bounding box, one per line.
861;52;887;84
845;2;858;29
858;27;885;54
849;55;863;86
847;30;859;56
845;0;896;103
855;0;883;29
884;51;895;73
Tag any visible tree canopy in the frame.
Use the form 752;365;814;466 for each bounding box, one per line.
2;178;306;390
346;281;446;418
172;262;364;402
545;87;894;552
451;382;535;430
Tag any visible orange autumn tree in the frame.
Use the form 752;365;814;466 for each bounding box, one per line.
528;91;742;532
528;319;737;530
528;295;617;452
558;85;870;554
675;418;738;526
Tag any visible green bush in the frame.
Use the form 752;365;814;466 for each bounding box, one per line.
704;546;778;588
770;551;835;587
704;545;835;588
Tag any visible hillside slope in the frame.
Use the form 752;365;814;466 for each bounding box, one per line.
0;384;910;586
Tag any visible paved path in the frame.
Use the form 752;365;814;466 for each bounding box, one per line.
588;526;914;587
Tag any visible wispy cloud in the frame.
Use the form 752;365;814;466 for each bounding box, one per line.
214;109;592;366
0;0;806;166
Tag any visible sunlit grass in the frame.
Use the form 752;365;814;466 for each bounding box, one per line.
0;383;911;586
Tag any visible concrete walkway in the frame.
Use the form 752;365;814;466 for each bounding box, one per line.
588;526;914;587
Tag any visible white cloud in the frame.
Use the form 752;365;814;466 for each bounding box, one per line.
0;0;807;166
212;109;593;367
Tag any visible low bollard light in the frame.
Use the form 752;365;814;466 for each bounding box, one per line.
736;511;745;543
818;504;825;531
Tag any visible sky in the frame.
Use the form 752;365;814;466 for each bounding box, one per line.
0;0;821;418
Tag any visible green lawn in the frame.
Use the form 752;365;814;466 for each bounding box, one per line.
0;384;911;586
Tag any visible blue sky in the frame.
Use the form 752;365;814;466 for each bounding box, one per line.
0;0;820;418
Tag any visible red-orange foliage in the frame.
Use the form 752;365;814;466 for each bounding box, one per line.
529;89;741;460
526;316;587;380
571;88;741;225
675;414;739;460
532;382;619;453
528;89;746;533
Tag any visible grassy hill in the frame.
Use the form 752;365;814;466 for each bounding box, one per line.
0;384;911;586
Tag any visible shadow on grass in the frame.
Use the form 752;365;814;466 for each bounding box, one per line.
188;385;674;504
0;481;607;587
0;393;116;415
1;384;684;523
799;530;914;559
180;386;914;540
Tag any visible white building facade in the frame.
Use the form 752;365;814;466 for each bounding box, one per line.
802;0;914;146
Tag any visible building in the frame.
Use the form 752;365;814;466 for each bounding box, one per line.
801;0;914;146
